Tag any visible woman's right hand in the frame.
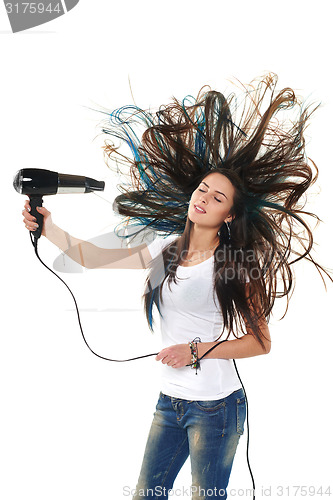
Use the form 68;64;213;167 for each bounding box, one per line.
22;199;54;237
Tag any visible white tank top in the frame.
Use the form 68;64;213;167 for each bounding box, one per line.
147;234;242;400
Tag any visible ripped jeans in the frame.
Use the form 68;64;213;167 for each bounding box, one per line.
132;388;246;500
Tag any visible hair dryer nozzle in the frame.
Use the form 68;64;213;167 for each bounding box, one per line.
85;177;105;192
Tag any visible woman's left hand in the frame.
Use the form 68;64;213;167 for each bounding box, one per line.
156;344;191;369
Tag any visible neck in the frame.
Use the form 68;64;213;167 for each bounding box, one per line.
189;226;219;252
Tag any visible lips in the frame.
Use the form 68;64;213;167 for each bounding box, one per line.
194;204;206;214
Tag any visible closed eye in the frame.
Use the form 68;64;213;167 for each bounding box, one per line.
198;188;222;203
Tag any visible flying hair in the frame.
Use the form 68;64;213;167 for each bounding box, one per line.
101;73;332;347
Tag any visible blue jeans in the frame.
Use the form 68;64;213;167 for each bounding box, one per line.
132;388;246;500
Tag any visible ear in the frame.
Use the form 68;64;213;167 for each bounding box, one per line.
224;214;235;223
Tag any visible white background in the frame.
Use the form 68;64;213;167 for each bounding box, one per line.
1;1;332;499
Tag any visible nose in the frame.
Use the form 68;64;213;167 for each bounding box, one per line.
199;193;208;204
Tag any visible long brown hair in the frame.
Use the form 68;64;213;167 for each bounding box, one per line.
102;74;332;347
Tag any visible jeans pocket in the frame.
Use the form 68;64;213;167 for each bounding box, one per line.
236;397;246;435
194;398;226;412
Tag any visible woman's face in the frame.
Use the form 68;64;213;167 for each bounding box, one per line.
188;172;235;231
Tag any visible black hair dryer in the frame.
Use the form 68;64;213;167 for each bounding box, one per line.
13;168;105;240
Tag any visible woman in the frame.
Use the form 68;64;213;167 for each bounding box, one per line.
21;74;331;499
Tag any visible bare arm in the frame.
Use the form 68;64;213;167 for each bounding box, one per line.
156;329;271;368
196;328;271;361
22;200;153;270
197;296;271;359
46;223;153;270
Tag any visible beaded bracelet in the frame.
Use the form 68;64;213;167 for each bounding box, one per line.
188;337;201;375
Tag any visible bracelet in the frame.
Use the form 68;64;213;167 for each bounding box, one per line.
188;337;201;375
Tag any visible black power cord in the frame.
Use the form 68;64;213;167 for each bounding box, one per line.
29;232;256;499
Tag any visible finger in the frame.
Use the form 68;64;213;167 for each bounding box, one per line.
36;206;49;215
24;200;31;212
24;224;39;232
23;218;39;231
156;348;168;361
22;209;37;222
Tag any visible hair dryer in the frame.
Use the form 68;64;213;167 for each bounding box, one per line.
13;168;105;240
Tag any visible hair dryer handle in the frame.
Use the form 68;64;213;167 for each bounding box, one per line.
29;195;44;240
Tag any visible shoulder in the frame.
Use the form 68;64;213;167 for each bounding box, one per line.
146;233;179;260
